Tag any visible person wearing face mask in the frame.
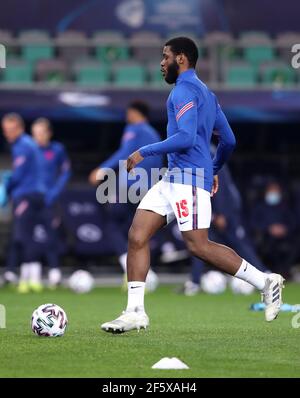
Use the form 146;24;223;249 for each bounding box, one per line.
250;181;297;277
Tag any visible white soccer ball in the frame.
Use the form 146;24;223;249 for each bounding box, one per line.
69;270;94;293
200;271;227;294
31;303;68;337
230;277;255;295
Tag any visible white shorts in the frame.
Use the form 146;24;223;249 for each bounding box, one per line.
138;180;211;231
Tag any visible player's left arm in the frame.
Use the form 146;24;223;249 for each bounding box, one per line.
127;86;197;172
46;145;71;205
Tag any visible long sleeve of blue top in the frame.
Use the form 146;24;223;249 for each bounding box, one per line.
6;147;30;194
47;145;71;203
5;134;46;199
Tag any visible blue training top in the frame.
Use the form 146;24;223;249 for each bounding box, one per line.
139;69;236;192
38;141;71;205
6;133;46;200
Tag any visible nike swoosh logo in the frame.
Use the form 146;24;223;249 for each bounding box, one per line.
130;286;142;289
179;220;188;225
244;265;248;272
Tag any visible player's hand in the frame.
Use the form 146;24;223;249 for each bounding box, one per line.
88;168;106;186
126;151;144;174
210;175;219;197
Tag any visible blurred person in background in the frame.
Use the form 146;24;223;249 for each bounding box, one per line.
250;180;297;278
1;113;45;292
31;118;71;288
89;101;163;290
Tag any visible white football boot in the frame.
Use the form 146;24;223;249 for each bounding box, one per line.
101;308;149;334
261;273;285;322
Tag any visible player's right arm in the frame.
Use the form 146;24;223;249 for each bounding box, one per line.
5;147;30;195
45;145;72;206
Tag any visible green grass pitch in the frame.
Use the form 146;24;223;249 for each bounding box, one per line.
0;284;299;378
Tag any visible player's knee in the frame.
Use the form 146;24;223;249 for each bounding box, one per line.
128;225;147;250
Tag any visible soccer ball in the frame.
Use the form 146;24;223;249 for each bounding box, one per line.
145;269;159;292
68;270;94;293
31;303;68;337
200;271;227;294
230;277;255;295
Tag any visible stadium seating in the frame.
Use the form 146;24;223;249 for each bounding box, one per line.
130;31;162;62
56;31;89;62
0;29;299;88
93;31;129;63
35;59;68;84
19;30;54;64
260;61;296;87
113;62;147;87
1;58;33;84
239;32;275;68
0;30;17;58
73;60;110;86
224;61;257;87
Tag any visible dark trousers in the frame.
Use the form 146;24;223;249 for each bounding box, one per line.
6;193;45;269
40;204;60;269
104;202;137;256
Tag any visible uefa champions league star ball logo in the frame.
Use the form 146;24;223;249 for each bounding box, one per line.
116;0;145;28
291;44;300;69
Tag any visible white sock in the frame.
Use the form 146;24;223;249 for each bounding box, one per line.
126;281;145;312
119;253;127;272
234;259;266;291
29;262;42;284
20;263;30;282
48;268;62;286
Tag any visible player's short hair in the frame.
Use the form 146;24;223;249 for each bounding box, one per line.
128;101;150;119
2;113;25;129
32;117;52;132
165;37;198;68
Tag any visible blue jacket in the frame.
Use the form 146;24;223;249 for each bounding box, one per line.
139;69;236;192
38;141;71;206
6;133;46;200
